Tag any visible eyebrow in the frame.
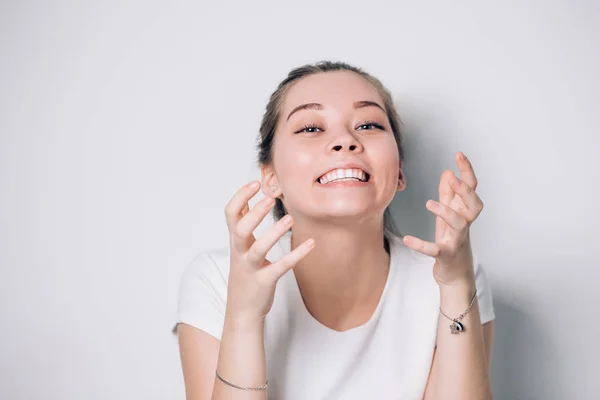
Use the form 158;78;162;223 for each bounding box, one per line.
286;100;386;121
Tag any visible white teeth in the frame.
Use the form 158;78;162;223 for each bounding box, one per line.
318;168;367;184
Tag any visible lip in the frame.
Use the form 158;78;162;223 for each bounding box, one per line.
315;162;372;182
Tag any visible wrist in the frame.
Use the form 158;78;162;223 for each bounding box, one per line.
224;311;266;332
439;278;477;311
438;276;476;295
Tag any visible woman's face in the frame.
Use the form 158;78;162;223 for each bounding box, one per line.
265;71;404;224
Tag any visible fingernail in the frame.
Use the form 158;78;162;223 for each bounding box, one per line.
305;239;315;248
248;181;260;190
281;215;292;225
459;152;466;160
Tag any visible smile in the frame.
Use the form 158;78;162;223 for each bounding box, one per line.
317;168;370;185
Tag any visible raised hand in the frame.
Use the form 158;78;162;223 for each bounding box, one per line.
402;152;484;287
224;180;315;325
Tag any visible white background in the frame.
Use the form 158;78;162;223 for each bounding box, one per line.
1;1;598;399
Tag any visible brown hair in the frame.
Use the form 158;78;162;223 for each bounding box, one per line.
256;61;404;237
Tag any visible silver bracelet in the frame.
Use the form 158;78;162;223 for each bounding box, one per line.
215;370;268;391
440;288;477;334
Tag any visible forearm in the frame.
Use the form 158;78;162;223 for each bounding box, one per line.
430;279;491;399
212;314;268;400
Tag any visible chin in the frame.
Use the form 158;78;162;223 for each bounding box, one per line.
315;201;377;220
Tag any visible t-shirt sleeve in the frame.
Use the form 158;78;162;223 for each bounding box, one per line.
172;250;229;341
473;254;495;325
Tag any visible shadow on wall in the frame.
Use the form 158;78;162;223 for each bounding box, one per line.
490;295;563;400
387;106;447;242
388;106;562;400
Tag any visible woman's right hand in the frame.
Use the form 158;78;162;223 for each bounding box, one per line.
223;180;315;327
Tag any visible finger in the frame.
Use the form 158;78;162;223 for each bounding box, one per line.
456;152;478;190
448;175;484;221
265;238;316;280
232;196;276;251
224;181;261;229
426;200;469;232
438;170;455;206
437;170;456;241
402;235;440;257
247;215;294;265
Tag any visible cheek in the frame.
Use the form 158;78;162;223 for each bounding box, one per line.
272;139;315;181
370;140;401;199
373;139;401;174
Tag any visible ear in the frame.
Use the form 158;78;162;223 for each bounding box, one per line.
260;164;282;198
397;168;407;192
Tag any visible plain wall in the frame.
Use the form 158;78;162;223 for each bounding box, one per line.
1;1;598;399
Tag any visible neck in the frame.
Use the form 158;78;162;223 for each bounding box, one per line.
289;217;391;330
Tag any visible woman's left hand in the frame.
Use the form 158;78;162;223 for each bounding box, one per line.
402;152;484;288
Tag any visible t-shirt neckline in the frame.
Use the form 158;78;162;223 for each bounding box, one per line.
279;230;399;336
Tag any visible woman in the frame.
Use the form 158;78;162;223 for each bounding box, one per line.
174;61;495;399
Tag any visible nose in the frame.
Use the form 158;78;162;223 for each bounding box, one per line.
329;131;364;153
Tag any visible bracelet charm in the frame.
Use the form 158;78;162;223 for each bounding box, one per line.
450;320;465;334
440;288;477;335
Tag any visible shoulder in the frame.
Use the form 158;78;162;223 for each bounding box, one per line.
173;233;294;339
180;230;290;291
177;246;231;304
184;246;231;282
173;247;231;339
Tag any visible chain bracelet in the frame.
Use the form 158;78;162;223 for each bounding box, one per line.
215;370;268;391
439;288;477;334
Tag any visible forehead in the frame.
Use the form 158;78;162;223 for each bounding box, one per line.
281;70;385;113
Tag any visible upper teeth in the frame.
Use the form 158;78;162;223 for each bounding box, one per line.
319;168;367;184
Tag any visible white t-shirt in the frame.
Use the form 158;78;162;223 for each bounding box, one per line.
173;231;495;400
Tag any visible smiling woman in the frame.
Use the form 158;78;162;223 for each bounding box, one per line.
257;63;405;240
173;61;495;400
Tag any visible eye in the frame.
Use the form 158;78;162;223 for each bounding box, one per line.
356;120;386;131
295;124;323;134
